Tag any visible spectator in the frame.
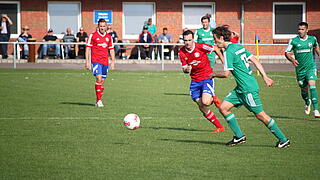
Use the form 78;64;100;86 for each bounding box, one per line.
138;26;154;60
0;14;13;59
75;27;88;58
158;27;173;59
62;27;76;59
144;18;156;35
17;25;32;59
107;24;120;57
42;28;61;59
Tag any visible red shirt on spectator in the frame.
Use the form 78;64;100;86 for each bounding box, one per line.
86;31;114;65
179;43;214;81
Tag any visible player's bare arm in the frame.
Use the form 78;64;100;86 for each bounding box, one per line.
182;65;192;74
109;49;116;70
315;45;320;56
285;51;299;67
210;70;230;79
214;46;224;65
85;46;91;70
249;56;273;87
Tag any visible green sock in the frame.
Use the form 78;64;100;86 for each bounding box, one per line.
301;89;310;105
224;113;244;138
310;86;319;110
267;119;288;142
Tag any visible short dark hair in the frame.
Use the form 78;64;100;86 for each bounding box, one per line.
98;18;106;24
182;30;194;38
212;26;232;42
201;15;211;23
298;22;308;28
163;27;168;31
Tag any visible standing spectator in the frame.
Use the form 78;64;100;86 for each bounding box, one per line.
107;24;120;57
17;25;32;59
62;27;76;59
42;28;61;59
0;14;13;59
158;27;173;59
138;26;154;60
75;27;88;58
144;18;156;35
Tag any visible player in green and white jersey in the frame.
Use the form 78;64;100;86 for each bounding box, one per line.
285;22;320;118
194;15;216;68
211;26;290;148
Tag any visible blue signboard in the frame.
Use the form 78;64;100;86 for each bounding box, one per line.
94;10;112;24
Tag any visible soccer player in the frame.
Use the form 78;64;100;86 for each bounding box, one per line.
285;22;320;118
178;30;225;133
85;18;115;107
194;15;215;68
211;26;290;148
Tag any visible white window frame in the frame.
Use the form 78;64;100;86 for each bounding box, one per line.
0;1;20;38
273;2;306;39
182;2;215;29
122;2;156;39
47;1;82;39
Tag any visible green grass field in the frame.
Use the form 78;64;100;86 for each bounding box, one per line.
0;69;319;179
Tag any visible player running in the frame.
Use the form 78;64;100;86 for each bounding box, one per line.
195;15;216;68
211;26;290;148
85;18;115;107
179;30;225;133
285;22;320;118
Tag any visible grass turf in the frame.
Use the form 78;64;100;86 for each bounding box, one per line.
0;69;319;179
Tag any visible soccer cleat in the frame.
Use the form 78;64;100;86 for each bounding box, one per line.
95;100;104;107
212;96;221;108
304;99;311;115
226;135;246;146
314;110;320;118
211;127;225;133
275;139;290;148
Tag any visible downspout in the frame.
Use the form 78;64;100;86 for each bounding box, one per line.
241;2;245;44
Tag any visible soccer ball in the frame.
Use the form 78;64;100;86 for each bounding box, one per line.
123;114;140;130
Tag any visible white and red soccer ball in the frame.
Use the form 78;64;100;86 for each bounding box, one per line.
123;114;140;130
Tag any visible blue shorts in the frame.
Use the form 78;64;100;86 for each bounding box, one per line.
190;78;215;101
92;63;109;79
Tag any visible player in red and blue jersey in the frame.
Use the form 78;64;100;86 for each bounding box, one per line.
85;18;115;107
178;30;225;133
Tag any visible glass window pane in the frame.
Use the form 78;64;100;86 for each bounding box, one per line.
124;3;154;36
0;3;18;34
184;5;212;26
275;5;303;34
48;3;80;34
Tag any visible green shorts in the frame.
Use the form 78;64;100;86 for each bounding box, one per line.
207;52;215;69
296;68;318;88
224;90;264;114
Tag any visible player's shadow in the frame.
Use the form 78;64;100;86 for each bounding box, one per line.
247;114;318;121
160;138;226;146
60;102;95;107
147;126;208;132
163;93;189;96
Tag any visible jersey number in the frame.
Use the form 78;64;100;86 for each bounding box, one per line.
240;54;252;75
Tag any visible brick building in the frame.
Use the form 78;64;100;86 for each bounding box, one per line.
1;0;319;56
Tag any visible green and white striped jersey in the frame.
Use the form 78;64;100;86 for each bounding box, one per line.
194;27;215;45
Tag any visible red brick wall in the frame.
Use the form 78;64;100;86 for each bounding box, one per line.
6;0;320;56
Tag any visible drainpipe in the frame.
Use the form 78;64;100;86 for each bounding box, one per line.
241;2;244;44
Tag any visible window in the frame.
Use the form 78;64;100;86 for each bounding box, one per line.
0;1;20;38
183;2;215;29
123;2;155;39
48;2;81;36
273;2;306;39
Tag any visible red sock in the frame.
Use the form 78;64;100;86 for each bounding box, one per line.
204;110;223;128
95;82;103;102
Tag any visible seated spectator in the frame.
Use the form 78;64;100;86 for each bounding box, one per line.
158;27;173;59
17;25;32;59
138;26;154;60
42;28;61;59
107;24;120;57
75;27;88;58
144;18;157;36
62;27;76;59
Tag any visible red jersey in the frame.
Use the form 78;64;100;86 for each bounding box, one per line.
179;43;214;81
86;31;114;65
230;36;239;43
